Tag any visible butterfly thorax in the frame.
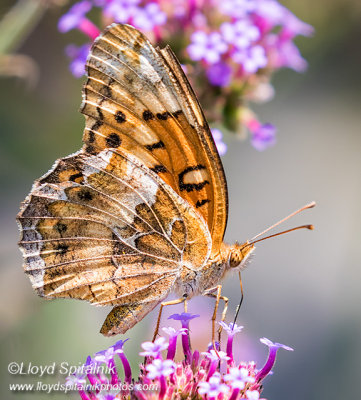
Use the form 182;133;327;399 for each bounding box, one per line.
175;242;255;298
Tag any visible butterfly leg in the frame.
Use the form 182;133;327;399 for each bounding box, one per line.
152;296;187;342
205;285;229;344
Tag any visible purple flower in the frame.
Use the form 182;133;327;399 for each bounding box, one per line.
221;21;260;49
145;358;176;379
219;322;244;337
94;347;115;365
233;45;268;74
162;326;187;360
112;339;132;383
58;1;91;33
98;0;140;23
256;337;294;381
207;62;232;87
65;43;90;77
58;1;99;39
246;390;261;400
269;35;308;72
132;3;167;31
198;373;230;398
219;322;243;361
65;373;86;388
254;0;314;37
219;0;256;18
202;349;230;363
250;122;276;151
168;312;200;327
202;349;230;380
140;337;168;357
168;312;199;361
146;358;176;399
211;128;227;156
67;319;293;400
187;31;228;64
224;367;255;389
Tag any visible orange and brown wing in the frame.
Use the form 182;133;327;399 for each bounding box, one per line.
81;23;228;255
17;149;211;309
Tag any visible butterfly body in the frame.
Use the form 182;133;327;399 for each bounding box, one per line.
17;23;254;336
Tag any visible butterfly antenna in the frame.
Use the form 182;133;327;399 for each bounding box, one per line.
232;271;244;330
249;201;316;243
248;224;314;246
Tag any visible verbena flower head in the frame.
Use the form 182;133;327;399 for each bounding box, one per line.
57;0;313;150
66;314;293;400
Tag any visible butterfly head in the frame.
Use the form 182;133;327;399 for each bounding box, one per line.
228;242;255;270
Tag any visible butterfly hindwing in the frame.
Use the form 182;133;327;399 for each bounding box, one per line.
81;23;228;255
17;149;211;310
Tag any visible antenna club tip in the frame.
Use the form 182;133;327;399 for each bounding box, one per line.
308;224;315;230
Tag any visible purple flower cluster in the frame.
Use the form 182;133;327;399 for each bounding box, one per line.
66;313;293;400
58;0;313;151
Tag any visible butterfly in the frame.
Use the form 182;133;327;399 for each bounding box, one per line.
17;24;314;337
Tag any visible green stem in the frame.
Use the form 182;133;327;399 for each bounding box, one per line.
0;0;47;55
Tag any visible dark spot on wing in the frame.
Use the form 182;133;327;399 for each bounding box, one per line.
54;222;67;234
78;189;93;201
143;110;155;121
178;165;209;192
156;112;170;120
69;172;83;182
56;243;69;255
195;199;210;208
150;165;167;174
145;141;165;151
106;133;121;148
115;111;126;123
96;106;104;120
172;110;182;119
85;145;96;155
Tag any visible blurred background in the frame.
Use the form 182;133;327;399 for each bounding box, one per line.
0;0;360;399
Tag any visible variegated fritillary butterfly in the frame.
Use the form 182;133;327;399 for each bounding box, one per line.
17;24;314;337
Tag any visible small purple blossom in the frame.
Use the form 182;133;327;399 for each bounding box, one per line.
168;312;199;327
250;122;276;151
224;367;255;389
233;45;268;74
113;339;131;383
247;390;261;400
211;128;228;156
58;1;91;33
65;44;90;78
140;337;168;357
219;0;256;18
99;0;139;23
202;349;230;362
146;358;176;379
219;321;243;362
169;312;199;361
187;31;228;64
132;3;167;31
162;326;187;360
207;62;232;87
146;358;176;399
221;21;260;49
256;338;294;381
198;373;230;398
94;347;115;365
219;322;244;336
65;373;86;388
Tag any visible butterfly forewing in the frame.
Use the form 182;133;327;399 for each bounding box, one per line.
81;23;228;255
